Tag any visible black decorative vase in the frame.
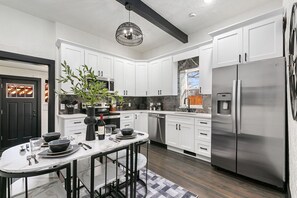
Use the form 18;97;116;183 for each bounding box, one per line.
84;107;97;141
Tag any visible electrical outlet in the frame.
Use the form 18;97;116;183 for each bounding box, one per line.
60;104;65;110
74;104;78;109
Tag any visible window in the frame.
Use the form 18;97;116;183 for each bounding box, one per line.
6;83;34;98
180;68;202;108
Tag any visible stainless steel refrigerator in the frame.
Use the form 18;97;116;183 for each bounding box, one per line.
211;57;286;188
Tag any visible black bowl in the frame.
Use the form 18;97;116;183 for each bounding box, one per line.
121;128;134;136
48;139;70;153
43;132;61;143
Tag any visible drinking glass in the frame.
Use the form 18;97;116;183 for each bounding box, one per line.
30;137;42;153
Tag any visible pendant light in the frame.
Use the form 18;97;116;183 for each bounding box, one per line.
115;7;143;47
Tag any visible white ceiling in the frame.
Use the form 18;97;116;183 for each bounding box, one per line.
0;0;280;53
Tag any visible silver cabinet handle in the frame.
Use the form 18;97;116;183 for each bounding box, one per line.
239;54;242;63
160;90;162;95
237;80;242;134
98;71;101;76
200;133;207;136
74;121;82;124
101;71;103;76
126;90;128;95
232;80;237;134
179;124;181;130
200;122;207;124
245;53;247;62
176;124;178;130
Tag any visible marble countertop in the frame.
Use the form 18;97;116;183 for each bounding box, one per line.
116;110;211;119
0;132;148;173
57;113;87;119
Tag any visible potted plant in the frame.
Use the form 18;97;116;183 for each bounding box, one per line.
57;61;123;141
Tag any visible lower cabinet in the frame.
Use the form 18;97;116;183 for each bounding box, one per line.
195;118;211;158
166;115;195;152
134;113;148;133
57;115;87;136
120;113;134;129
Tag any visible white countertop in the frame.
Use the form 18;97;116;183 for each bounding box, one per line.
57;113;87;119
116;110;211;119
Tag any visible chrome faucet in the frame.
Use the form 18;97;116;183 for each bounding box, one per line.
184;97;191;112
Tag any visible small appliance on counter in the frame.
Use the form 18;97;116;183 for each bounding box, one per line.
156;103;162;111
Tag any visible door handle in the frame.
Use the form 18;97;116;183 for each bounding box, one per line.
232;80;237;134
237;80;241;134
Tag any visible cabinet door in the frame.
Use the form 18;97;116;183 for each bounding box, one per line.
135;62;148;96
148;61;161;96
134;113;148;133
121;120;134;129
85;50;99;76
113;58;125;96
100;54;114;78
60;44;85;93
213;29;243;68
243;16;282;62
165;121;179;147
160;57;174;95
179;123;195;152
124;61;136;96
199;44;213;94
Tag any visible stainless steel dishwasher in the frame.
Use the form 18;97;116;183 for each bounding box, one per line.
148;113;165;144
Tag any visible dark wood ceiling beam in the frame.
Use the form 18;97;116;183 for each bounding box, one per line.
115;0;188;43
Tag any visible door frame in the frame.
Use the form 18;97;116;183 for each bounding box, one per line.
0;75;42;147
0;51;55;133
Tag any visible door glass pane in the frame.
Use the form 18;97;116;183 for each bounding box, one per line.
6;83;34;98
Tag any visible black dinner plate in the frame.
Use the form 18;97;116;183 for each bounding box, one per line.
116;132;137;140
38;145;80;158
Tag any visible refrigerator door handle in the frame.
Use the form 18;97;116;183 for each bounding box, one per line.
232;80;237;133
237;80;241;134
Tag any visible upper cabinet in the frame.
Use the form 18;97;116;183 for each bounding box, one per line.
199;44;213;94
211;12;283;68
135;62;148;96
114;58;136;96
60;43;85;94
85;50;114;78
148;56;178;96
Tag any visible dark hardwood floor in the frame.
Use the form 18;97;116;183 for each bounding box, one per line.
142;143;286;198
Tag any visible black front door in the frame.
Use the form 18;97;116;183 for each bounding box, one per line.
1;77;41;148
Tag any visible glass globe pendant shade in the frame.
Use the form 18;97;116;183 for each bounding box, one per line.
115;22;143;46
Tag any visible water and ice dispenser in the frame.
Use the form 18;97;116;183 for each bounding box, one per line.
217;93;232;115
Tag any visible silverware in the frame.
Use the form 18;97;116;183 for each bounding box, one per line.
83;143;92;149
109;137;120;143
26;155;32;166
26;144;30;152
78;143;87;150
31;154;39;164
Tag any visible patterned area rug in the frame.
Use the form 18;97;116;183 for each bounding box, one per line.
81;169;198;198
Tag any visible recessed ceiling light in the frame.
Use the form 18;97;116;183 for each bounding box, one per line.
204;0;212;4
189;12;197;17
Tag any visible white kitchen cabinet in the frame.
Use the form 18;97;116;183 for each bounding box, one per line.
212;14;282;68
124;61;136;96
85;50;114;78
114;58;135;96
134;112;148;133
195;118;211;159
120;113;134;129
243;16;282;63
166;115;195;152
135;62;148;96
148;56;177;96
85;49;100;75
60;43;85;94
213;29;243;68
57;115;87;137
100;54;113;78
199;44;213;94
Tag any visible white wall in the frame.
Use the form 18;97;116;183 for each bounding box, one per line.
0;62;49;134
282;0;297;197
0;4;56;60
141;1;282;59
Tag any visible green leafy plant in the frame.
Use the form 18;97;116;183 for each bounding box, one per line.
57;61;123;107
